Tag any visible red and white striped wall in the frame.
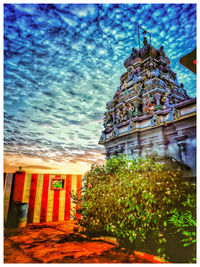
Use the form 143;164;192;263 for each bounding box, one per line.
4;172;82;224
4;173;14;224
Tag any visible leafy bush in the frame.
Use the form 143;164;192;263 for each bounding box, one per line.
76;155;196;263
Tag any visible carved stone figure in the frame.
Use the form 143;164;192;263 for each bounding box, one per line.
133;83;137;93
158;64;164;73
111;128;115;138
132;74;138;84
123;47;139;68
116;108;120;124
103;117;107;128
136;66;141;74
145;68;151;79
137;83;143;96
133;83;142;96
111;110;116;123
127;103;135;119
150;114;161;126
161;93;170;110
119;111;124;122
128;119;136;132
121;103;128;120
114;125;119;137
147;59;156;69
127;71;132;81
104;114;113;128
143;95;155;114
143;36;148;46
168;108;180;121
114;87;121;99
158;46;170;64
100;131;106;142
131;48;138;59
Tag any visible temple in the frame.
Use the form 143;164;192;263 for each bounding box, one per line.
99;35;196;175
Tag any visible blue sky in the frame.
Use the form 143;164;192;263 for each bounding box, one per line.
4;3;196;173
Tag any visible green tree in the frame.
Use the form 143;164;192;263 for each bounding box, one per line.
76;155;196;263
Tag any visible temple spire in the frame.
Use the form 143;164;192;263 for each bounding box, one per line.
99;30;194;167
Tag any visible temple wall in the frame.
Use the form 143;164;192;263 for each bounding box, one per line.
104;114;196;176
4;172;82;226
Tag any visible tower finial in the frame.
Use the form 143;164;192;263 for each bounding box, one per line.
138;26;151;49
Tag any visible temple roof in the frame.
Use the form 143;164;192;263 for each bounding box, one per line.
124;37;170;69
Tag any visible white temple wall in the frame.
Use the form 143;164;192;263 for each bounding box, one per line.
104;117;196;176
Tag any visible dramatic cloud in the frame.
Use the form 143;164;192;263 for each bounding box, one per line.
4;4;196;171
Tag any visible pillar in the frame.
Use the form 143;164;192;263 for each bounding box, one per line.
133;101;141;117
12;170;26;202
154;93;163;110
177;141;187;164
174;134;187;164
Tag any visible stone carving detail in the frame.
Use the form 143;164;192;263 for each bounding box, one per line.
127;103;135;119
168;108;180;121
128;120;136;132
157;45;170;64
174;109;181;120
101;35;190;143
150;114;161;127
160;93;170;110
143;95;155;115
99;131;106;144
111;125;119;138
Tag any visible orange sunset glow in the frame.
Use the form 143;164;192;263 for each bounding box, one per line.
4;152;106;175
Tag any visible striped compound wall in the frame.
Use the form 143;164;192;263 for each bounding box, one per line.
4;172;82;225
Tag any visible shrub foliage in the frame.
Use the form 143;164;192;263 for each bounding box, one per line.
76;155;196;263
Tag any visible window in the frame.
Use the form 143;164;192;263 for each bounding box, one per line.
51;176;65;190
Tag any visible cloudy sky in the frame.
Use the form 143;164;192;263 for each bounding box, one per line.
4;3;196;174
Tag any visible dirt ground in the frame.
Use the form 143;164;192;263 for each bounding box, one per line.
4;220;165;263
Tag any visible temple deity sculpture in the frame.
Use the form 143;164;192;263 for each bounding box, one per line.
131;47;138;59
127;71;133;82
114;125;119;137
111;110;116;123
128;119;136;132
150;114;161;127
158;45;170;64
104;114;113;128
147;59;156;70
136;66;141;74
103;117;107;128
127;103;135;119
145;68;151;79
179;83;185;94
161;93;170;110
121;103;128;121
158;45;166;58
116;108;121;124
143;95;155;114
114;87;121;99
133;82;143;96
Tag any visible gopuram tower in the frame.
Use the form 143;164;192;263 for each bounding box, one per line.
99;29;196;174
